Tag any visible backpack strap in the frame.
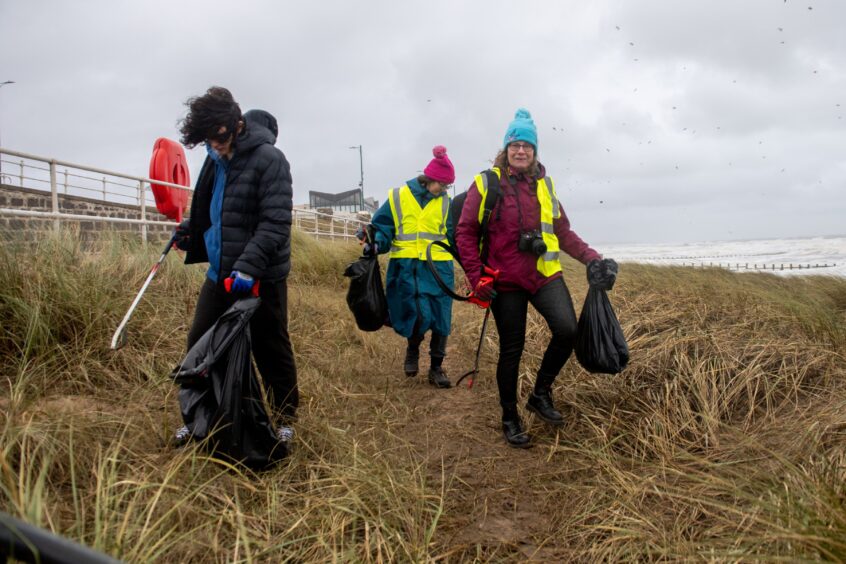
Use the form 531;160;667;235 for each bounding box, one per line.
478;169;501;262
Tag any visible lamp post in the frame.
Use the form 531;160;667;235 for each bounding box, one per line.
0;81;14;181
349;145;364;210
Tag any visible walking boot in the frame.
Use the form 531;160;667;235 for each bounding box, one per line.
403;347;419;377
502;416;531;448
427;366;452;388
172;425;192;448
526;387;565;427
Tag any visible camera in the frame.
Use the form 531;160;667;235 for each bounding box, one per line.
518;230;547;257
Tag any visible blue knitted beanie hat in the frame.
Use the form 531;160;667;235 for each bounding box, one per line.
503;108;537;150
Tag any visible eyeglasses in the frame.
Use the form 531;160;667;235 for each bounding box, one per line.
508;142;534;153
206;126;234;144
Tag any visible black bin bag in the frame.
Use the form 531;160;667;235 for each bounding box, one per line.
171;297;286;469
575;287;629;374
343;254;388;331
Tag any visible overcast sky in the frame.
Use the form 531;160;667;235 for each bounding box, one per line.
1;0;844;245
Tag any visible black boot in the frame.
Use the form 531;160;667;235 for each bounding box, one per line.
403;347;419;377
526;387;565;427
501;404;531;448
427;366;452;388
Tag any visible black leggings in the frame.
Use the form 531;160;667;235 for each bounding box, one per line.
490;277;578;407
186;277;298;420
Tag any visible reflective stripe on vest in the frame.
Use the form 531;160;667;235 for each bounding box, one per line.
535;175;561;276
388;184;452;261
473;167;562;277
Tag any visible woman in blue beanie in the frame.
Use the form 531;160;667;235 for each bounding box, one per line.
357;146;457;389
456;109;617;448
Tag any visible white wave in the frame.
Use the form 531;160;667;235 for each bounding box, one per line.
599;236;846;277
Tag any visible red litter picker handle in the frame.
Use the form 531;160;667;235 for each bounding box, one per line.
425;240;499;308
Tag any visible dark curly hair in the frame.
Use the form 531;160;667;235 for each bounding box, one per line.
178;86;242;148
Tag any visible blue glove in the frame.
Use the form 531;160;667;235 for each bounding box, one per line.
363;242;379;256
173;219;191;251
228;271;255;293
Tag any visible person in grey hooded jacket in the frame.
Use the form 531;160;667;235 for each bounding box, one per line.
172;87;297;446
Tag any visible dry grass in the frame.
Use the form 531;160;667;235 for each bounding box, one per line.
1;231;845;562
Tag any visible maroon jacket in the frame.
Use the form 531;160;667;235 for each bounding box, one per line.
456;165;600;294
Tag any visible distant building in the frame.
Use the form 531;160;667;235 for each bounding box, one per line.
307;189;378;213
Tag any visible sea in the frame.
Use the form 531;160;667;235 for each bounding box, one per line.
598;235;846;278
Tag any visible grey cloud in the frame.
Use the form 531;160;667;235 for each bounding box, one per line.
1;0;843;244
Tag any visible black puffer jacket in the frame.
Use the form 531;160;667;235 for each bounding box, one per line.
184;110;293;281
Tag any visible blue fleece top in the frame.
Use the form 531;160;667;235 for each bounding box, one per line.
370;178;456;338
203;144;229;282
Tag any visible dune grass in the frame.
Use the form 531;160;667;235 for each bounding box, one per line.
1;230;845;562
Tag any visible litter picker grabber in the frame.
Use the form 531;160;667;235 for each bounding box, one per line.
425;240;499;388
110;232;178;349
110;138;190;350
455;306;491;388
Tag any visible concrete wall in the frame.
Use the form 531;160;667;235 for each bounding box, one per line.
0;184;175;242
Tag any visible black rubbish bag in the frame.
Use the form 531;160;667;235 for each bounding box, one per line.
171;297;286;469
575;287;629;374
343;254;388;331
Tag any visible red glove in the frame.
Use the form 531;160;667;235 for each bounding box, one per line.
469;266;499;308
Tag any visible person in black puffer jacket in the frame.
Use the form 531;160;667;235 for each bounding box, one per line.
172;86;297;446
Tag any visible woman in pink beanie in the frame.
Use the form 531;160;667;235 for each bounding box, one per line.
356;146;457;388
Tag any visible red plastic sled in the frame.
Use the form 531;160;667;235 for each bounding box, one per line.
149;138;190;222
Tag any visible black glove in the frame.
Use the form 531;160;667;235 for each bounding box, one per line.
174;219;191;251
587;258;618;290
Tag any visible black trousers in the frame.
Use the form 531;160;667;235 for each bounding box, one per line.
490;277;578;408
407;317;448;366
407;332;448;365
186;277;298;420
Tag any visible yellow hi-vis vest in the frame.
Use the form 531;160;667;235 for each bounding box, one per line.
472;167;562;277
388;184;452;261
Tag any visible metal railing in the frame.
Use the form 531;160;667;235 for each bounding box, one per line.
0;147;367;241
0;147;187;241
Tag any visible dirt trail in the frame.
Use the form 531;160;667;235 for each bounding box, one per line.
387;340;578;560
